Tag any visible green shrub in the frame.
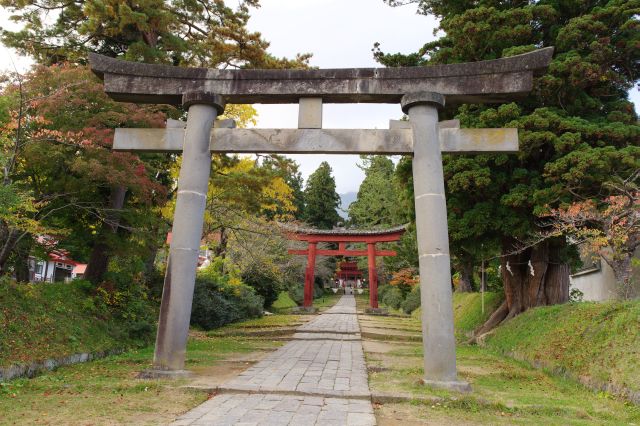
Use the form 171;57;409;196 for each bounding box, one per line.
272;291;297;311
377;284;390;301
242;270;281;309
288;284;304;305
286;281;326;306
382;286;404;310
190;260;263;330
401;286;421;314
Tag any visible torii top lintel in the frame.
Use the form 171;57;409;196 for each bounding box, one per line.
286;225;407;244
88;48;553;106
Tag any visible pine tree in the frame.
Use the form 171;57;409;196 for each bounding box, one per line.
0;0;311;67
378;0;640;327
303;162;341;229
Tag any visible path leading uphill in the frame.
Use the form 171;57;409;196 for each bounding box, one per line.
172;295;376;426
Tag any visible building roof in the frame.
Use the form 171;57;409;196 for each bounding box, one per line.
73;264;87;274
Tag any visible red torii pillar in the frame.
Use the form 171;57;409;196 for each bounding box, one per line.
367;243;378;309
303;242;317;307
286;226;406;309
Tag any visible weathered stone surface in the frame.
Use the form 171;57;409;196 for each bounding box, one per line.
298;97;323;129
401;91;445;112
153;103;218;371
181;91;225;113
89;48;553;105
406;96;469;389
113;127;518;154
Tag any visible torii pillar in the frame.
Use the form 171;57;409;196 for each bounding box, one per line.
303;242;317;307
152;92;225;375
367;243;378;309
402;92;469;391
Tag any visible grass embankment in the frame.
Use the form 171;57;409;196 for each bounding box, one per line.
360;290;502;341
360;292;640;424
452;291;503;340
483;300;640;398
0;325;285;425
369;341;640;425
0;288;344;424
0;281;152;367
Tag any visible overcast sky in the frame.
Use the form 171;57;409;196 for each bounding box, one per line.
244;0;438;193
1;1;638;193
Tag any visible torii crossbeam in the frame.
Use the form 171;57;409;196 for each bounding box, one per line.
90;47;553;391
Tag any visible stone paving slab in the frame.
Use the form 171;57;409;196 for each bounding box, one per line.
172;295;375;425
292;332;361;341
298;313;359;334
172;394;376;426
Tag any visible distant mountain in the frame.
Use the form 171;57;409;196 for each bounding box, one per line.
338;192;357;220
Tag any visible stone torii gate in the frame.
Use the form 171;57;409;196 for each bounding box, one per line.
89;47;552;391
286;225;407;310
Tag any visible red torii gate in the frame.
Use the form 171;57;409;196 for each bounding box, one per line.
287;225;406;309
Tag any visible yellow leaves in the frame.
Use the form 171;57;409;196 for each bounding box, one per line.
261;176;296;220
219;104;257;129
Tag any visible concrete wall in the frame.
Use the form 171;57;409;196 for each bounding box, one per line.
570;249;640;301
570;261;618;301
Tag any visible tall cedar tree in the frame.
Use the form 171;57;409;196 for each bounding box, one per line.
303;162;341;229
348;156;402;227
378;0;640;330
1;0;309;283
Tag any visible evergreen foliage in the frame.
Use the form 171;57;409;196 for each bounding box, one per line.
378;0;640;314
381;286;404;310
348;156;402;227
303;161;341;229
0;0;311;67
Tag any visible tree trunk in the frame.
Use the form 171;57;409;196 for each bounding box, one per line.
84;186;127;284
0;226;20;275
13;237;33;282
609;255;634;299
473;237;569;338
214;226;228;260
456;260;474;292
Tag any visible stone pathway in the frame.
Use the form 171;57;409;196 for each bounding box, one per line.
172;295;376;426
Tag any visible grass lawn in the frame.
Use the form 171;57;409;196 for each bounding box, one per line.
361;314;640;425
271;291;297;311
0;317;287;425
